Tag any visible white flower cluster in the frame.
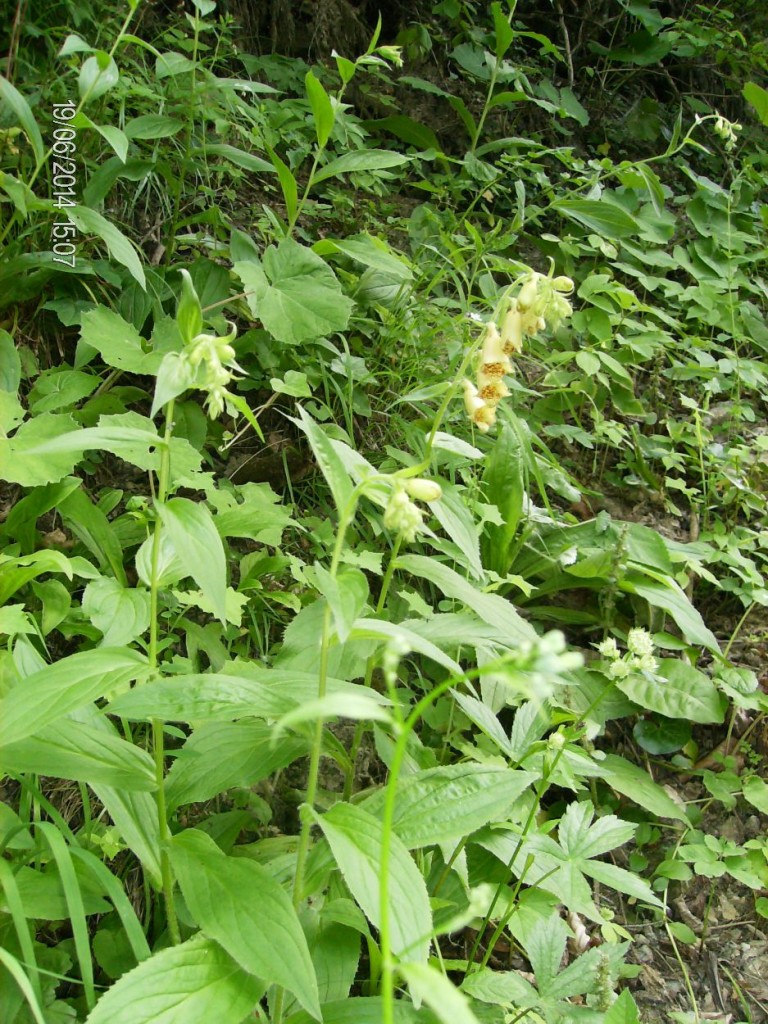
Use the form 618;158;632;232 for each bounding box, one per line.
383;478;442;543
713;112;741;153
463;271;574;433
596;628;658;679
185;325;240;419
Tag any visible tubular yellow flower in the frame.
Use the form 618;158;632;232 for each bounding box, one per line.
500;306;523;355
517;275;539;311
477;374;509;403
462;379;496;432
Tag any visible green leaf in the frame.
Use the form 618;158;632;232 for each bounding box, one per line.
202;143;274;173
150;351;197;417
78;51;119;102
82;577;150;646
266;145;298;225
293;404;354;513
107;668;386;722
312;564;368;641
124;114;184;139
482;421;525;573
743;82;768;126
554;198;639;239
170;829;321;1019
742;776;768;814
285;997;438;1024
306;70;335;148
0;76;45;166
312;149;408;184
618;659;724;724
491;1;514;59
66;207;146;288
0;717;156;790
620;571;719;652
84;935;264;1024
90;785;161;887
316;803;432;963
0;648;147;746
165;721;306;810
598;753;688;822
176;269;203;345
0;413;80;485
78;306;157;372
236;239;354;345
396;554;534;642
274;691;393;740
360;765;535;848
605;989;640;1024
399;963;480;1024
0;329;21;392
157;497;227;623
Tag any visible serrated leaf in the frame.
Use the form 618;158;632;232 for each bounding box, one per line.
157;497;227;623
236;239;353;345
84;934;264;1024
171;830;320;1018
316;803;432;962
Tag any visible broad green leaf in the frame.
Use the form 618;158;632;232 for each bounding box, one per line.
124;114;184;139
743;82;768;126
267;144;299;224
428;483;483;580
316;803;432;963
66;207;145;288
150;350;197;417
618;658;724;723
461;965;538;1007
361;765;535;848
554;198;639;239
312;564;368;641
60;488;126;583
396;554;534;641
306;70;335;147
78;52;119;103
84;934;264;1024
0;548;74;605
312;149;408;184
202;142;274;173
557;801;635;861
599;753;688;821
0;718;156;790
82;578;149;645
293;405;354;513
315;234;412;282
165;721;306;810
208;481;293;545
0;861;110;919
107;668;387;722
157;497;227;623
605;988;640;1024
742;775;768;814
491;2;514;59
620;571;719;652
350;618;464;676
236;239;354;345
0;329;21;392
400;962;480;1024
482;421;525;573
0;77;45;165
0;648;147;746
171;829;321;1019
0;413;80;485
79;306;159;374
176;269;203;345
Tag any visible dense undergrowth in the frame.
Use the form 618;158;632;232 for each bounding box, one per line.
2;0;768;1021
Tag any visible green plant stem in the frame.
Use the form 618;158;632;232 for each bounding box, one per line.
148;399;180;946
343;535;402;801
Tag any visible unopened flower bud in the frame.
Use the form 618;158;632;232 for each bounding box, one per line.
552;275;574;293
406;478;442;502
517;276;540;311
500;306;523;355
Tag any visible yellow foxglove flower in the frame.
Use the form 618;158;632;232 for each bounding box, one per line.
406;478;443;502
500;306;523;355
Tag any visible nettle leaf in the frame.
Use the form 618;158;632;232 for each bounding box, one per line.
0;648;147;746
617;658;724;724
170;829;321;1019
315;803;432;963
84;934;264;1024
157;497;227;623
235;238;354;345
360;765;535;848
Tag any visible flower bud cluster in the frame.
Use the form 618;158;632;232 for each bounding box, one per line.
596;628;658;679
713;112;741;152
185;324;239;419
383;478;442;543
463;271;574;432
